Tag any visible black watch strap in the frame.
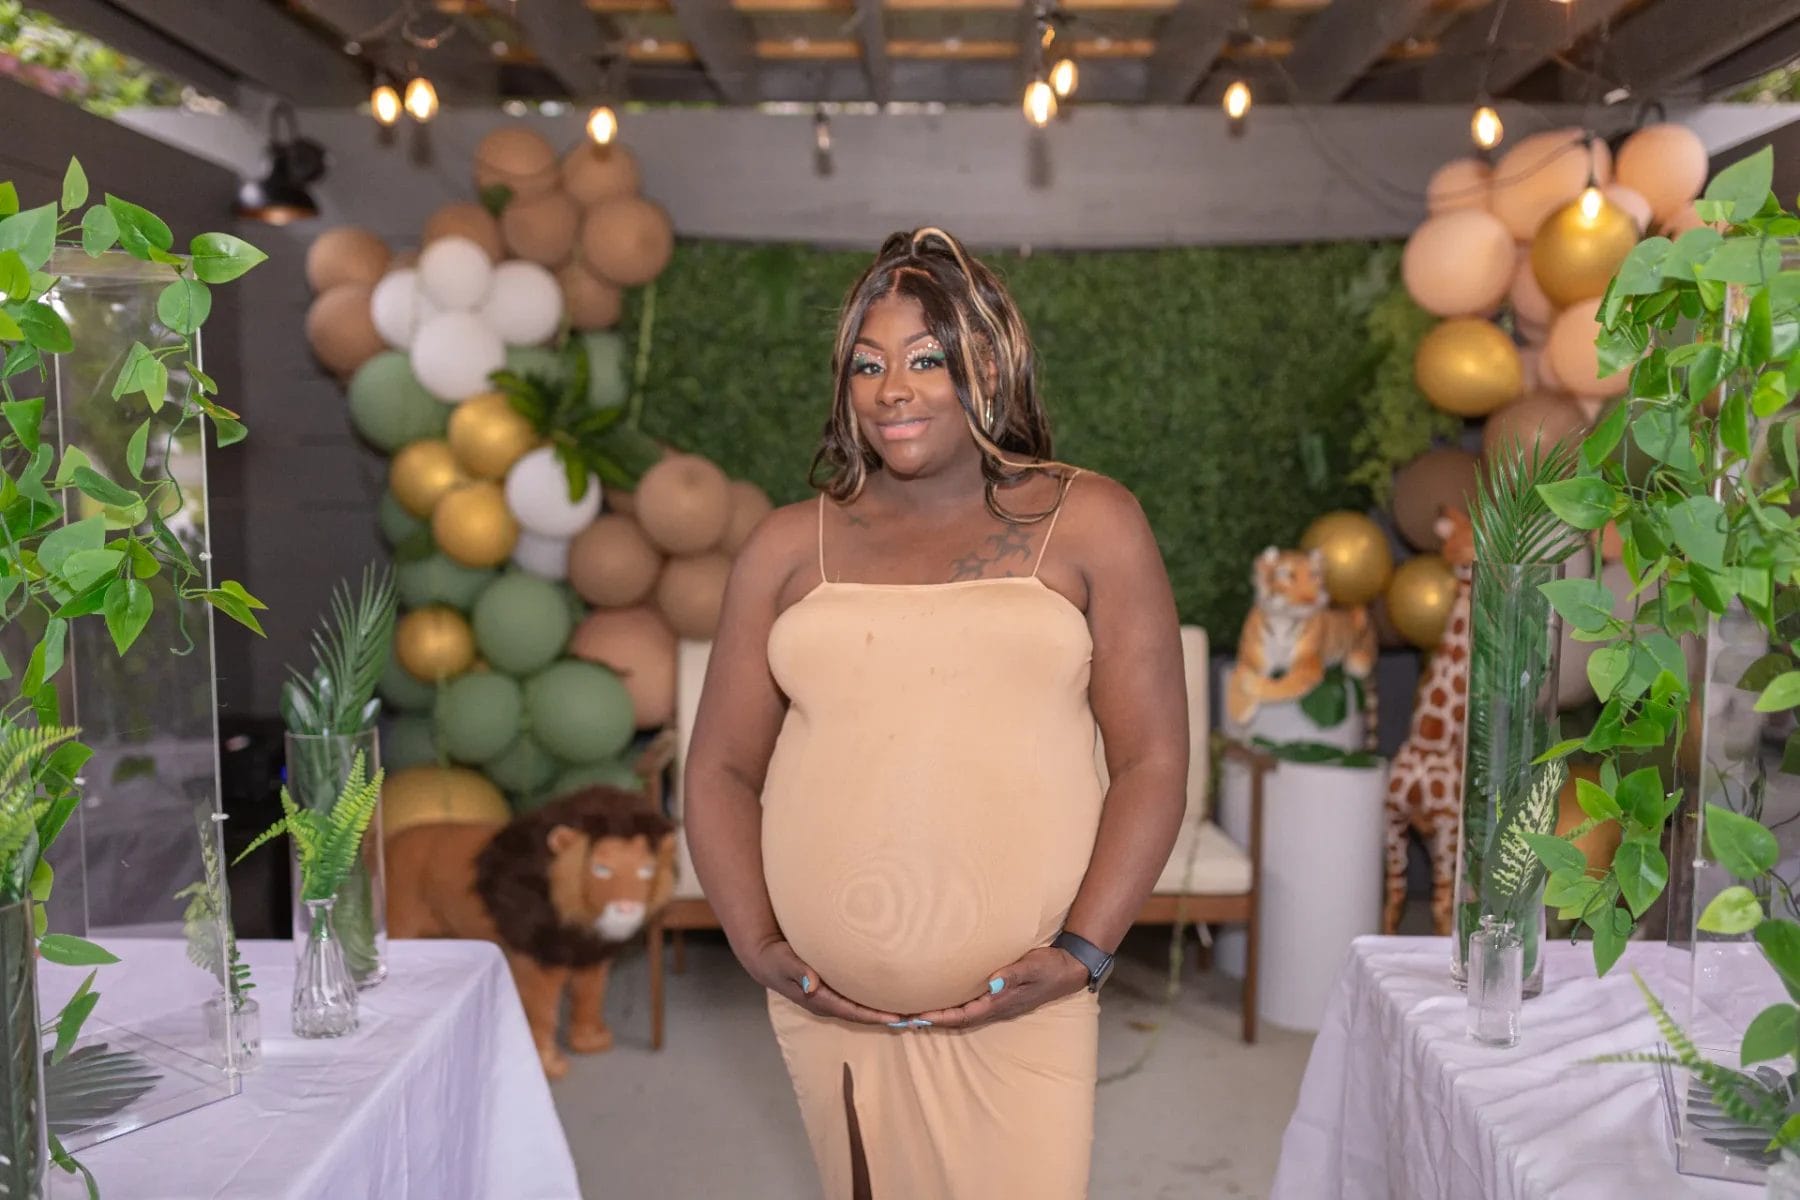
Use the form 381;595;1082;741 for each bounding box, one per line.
1051;930;1115;993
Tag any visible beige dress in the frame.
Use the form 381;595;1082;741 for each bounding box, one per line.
761;489;1104;1199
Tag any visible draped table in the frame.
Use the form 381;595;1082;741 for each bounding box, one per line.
55;939;581;1200
1272;935;1763;1200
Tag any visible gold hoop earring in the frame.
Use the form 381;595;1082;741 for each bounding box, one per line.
983;399;996;432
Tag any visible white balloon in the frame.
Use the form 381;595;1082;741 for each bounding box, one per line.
410;311;506;403
369;268;438;349
416;235;494;312
505;446;603;538
511;529;572;580
480;261;565;347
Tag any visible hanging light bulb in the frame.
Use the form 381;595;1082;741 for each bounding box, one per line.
1578;184;1604;222
586;104;618;145
813;106;831;155
403;75;438;122
1471;104;1503;152
1023;79;1057;128
1050;57;1078;99
1223;80;1252;122
371;82;401;127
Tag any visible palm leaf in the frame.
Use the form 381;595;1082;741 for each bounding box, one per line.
280;565;396;737
43;1045;159;1139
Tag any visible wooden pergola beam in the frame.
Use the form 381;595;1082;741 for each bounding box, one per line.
1604;0;1800;99
667;0;761;104
1423;0;1636;101
31;0;239;103
101;0;368;103
1283;0;1434;103
511;0;612;99
853;0;891;105
1143;0;1253;105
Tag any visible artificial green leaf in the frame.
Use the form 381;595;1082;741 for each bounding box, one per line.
211;415;246;447
1742;1002;1799;1065
1756;920;1800;1004
188;233;266;284
1523;830;1586;874
1708;804;1780;877
156;278;211;336
1721;390;1753;459
0;249;29;303
50;577;108;620
186;361;216;395
37;516;104;577
2;397;42;452
1615;841;1669;918
1688;563;1735;615
124;421;153;484
0;183;15;216
58;548;122;593
1758;672;1800;712
37;935;118;967
1587;644;1631;700
16;303;71;354
1576;776;1623;822
79;205;117;257
1546;869;1599;912
202;589;265;636
1757;371;1793;419
1538;476;1615;530
1583;399;1630;467
1701;236;1783;285
71;467;135;509
1617;767;1666;831
1664;229;1726;281
102;578;153;655
1664;495;1728;572
1598;321;1652;379
1541;576;1616;633
1633;408;1700;473
112;342;168;411
60;159;87;213
1534;737;1586;764
1707;145;1775;223
1699;886;1766;936
125;539;158;579
1591;905;1633;976
1785;729;1800;777
0;309;19;343
217;579;267;611
1640;632;1687;688
0;204;56;273
104;195;173;258
1613;237;1672;294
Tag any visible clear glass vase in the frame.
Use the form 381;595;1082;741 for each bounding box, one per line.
1451;560;1567;998
0;899;47;1199
285;730;386;989
1770;1150;1800;1200
292;898;358;1039
204;993;261;1074
1466;915;1524;1048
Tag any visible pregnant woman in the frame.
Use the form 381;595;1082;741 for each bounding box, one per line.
684;227;1188;1199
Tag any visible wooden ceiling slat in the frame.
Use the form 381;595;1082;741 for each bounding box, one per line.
1143;0;1254;103
667;0;762;101
853;0;892;103
1603;0;1800;99
1422;0;1636;101
1282;0;1433;102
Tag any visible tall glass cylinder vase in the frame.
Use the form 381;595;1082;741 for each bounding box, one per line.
1451;561;1567;998
284;731;386;989
0;899;46;1199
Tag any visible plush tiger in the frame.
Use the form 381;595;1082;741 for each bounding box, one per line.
1225;546;1379;749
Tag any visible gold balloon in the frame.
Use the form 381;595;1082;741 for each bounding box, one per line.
1300;511;1394;607
1384;554;1458;650
432;481;520;568
449;392;540;480
1530;191;1642;309
391;440;469;518
1414;318;1523;418
382;765;510;840
396;606;476;683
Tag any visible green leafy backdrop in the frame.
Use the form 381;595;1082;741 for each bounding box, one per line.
626;239;1433;638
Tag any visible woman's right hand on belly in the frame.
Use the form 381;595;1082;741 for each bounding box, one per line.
745;935;909;1027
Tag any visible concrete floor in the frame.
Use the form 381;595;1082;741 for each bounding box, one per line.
548;926;1316;1200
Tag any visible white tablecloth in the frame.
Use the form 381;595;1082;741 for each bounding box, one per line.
1272;935;1761;1200
59;939;581;1200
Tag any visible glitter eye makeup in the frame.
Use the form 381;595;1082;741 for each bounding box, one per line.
850;350;883;375
909;346;947;372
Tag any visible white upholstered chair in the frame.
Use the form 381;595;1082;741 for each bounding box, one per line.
646;625;1266;1047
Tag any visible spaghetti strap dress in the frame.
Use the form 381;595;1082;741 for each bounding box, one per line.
760;475;1104;1199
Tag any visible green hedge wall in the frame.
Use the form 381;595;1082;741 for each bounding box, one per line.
628;239;1424;637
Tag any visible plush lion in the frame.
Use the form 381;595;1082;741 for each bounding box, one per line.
387;783;676;1079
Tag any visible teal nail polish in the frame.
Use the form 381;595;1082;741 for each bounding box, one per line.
911;1019;932;1028
888;1021;910;1029
801;975;812;993
989;978;1005;995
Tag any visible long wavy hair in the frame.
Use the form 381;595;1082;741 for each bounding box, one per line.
810;227;1070;523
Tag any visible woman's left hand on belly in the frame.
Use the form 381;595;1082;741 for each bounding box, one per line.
906;946;1090;1030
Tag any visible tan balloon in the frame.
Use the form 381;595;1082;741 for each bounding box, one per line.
1509;244;1556;331
305;227;389;293
1481;392;1588;462
432;481;520;568
1385;554;1459;650
562;142;642;206
657;552;733;640
1489;129;1612;241
568;605;678;728
1531;192;1642;308
1425;158;1492;216
423;202;506;261
390;439;470;517
582;196;674;288
501;188;581;268
382;765;510;840
396;606;476;682
305;283;385;379
474;126;560;201
560;261;623;330
1391;448;1479;551
1602;184;1652;234
635;453;733;555
604;486;638;516
1402;209;1516;317
1299;511;1393;608
1600;521;1625;563
1415;318;1523;417
449;392;540;480
1546;298;1629;399
569;513;663;607
721;480;773;554
1615;123;1709;224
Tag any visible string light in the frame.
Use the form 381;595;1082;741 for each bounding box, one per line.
1223;80;1252;122
370;82;401;127
403;75;438;122
1023;79;1057;128
1050;57;1078;99
1471;104;1503;152
1578;184;1604;222
586;104;618;145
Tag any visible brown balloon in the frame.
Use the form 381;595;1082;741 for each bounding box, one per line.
581;196;674;288
305;283;386;379
396;605;476;682
1391;448;1480;552
383;765;511;840
423;202;506;260
1481;393;1588;462
722;480;774;554
390;440;469;518
473;126;560;201
657;552;733;640
305;227;390;294
1384;554;1458;650
604;486;638;516
560;261;624;330
1299;511;1393;607
568;605;677;728
569;513;664;607
432;481;520;568
449;391;540;480
562;142;642;206
635;453;733;555
1531;192;1642;308
501;188;581;268
1415;318;1523;418
1556;763;1622;873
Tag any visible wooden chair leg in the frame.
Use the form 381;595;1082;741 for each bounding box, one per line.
1242;904;1260;1044
672;928;687;975
649;920;666;1052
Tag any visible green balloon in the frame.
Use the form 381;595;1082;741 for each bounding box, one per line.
487;733;561;796
379;491;426;547
580;332;628;409
552;759;643;798
382;714;440;771
505;345;563;383
434;673;524;765
559;582;589;626
472;573;574;676
398;553;496;613
349;352;449;453
378;654;436;713
525;660;634;764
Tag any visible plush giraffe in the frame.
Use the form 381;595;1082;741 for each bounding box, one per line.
1382;506;1474;935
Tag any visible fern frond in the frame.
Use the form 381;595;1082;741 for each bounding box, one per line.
302;751;384;902
1622;973;1795;1137
231;814;291;867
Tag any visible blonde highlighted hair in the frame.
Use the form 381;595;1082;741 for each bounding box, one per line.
810;227;1072;523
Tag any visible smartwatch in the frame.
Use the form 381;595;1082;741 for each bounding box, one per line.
1051;930;1115;994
